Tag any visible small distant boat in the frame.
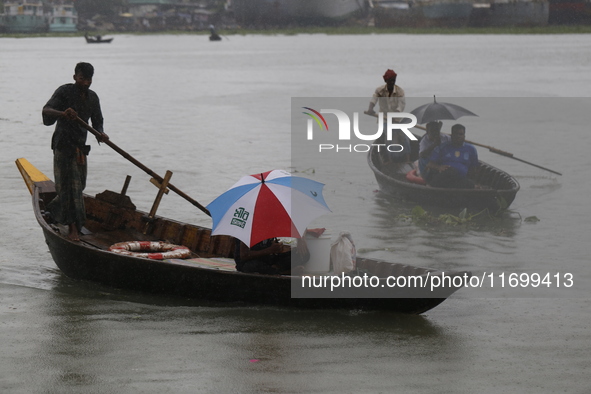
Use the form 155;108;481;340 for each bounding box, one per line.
209;25;221;41
85;33;113;44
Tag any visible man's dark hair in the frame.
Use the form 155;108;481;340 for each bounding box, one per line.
426;121;443;133
451;124;466;134
75;62;94;78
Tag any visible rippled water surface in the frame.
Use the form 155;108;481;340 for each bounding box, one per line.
1;34;590;393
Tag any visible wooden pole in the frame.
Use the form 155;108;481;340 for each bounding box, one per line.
148;170;173;219
76;117;211;216
120;175;132;196
144;170;173;234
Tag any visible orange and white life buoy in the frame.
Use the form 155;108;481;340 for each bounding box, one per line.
109;241;191;260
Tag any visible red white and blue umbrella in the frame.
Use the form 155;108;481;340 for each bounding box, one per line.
206;170;331;247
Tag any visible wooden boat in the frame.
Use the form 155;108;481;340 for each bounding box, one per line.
3;1;48;33
16;158;469;314
48;2;78;33
367;143;520;211
85;34;113;44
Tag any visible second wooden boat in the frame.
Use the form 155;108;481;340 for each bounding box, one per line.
367;144;520;211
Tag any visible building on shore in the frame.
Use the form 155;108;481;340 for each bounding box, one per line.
48;1;78;32
3;1;48;33
371;0;473;28
469;0;549;27
231;0;367;27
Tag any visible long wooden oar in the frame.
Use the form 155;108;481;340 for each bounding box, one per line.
77;117;211;216
414;124;563;176
363;111;562;176
456;138;562;175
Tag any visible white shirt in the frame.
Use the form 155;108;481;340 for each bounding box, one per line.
370;84;406;120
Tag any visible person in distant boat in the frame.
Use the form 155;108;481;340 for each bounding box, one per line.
234;236;310;275
425;124;478;189
42;62;109;241
366;68;409;164
209;25;221;41
417;121;450;178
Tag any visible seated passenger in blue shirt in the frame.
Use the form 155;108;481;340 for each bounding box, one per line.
418;121;450;178
425;124;478;189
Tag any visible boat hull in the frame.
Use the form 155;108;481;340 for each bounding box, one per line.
19;158;466;314
48;3;78;32
4;14;48;32
49;24;78;33
43;224;457;312
3;1;48;33
368;146;520;211
49;19;77;32
85;37;114;43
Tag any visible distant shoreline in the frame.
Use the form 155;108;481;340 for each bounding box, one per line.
2;25;591;38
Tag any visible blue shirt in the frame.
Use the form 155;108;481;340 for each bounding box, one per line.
429;141;478;177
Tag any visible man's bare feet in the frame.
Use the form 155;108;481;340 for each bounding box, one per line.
68;223;80;242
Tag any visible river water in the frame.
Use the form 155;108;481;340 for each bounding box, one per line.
1;34;590;393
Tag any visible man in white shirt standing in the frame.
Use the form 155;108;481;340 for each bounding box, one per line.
366;69;409;164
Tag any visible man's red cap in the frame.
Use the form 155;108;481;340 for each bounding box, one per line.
383;69;397;82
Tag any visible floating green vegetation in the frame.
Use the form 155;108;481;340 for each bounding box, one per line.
398;206;488;226
291;167;316;175
398;203;533;227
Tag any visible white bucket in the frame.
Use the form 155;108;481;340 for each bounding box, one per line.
303;232;331;273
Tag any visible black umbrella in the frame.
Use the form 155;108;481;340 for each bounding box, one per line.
411;96;478;124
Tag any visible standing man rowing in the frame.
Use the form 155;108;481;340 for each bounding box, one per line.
366;69;410;164
42;62;109;241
